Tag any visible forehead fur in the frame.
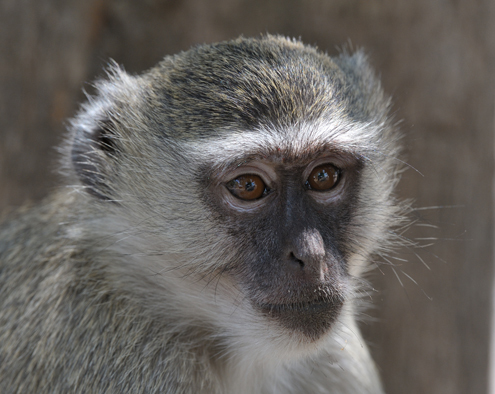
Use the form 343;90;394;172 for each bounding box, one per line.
143;35;388;139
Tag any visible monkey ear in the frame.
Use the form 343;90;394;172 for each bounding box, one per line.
68;64;139;200
70;99;119;200
334;50;389;120
334;49;377;87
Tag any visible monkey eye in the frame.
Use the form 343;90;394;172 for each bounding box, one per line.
226;174;268;200
306;164;341;191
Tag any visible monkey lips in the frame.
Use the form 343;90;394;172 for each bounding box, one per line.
254;284;346;340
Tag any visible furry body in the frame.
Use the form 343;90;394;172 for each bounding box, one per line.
0;36;401;393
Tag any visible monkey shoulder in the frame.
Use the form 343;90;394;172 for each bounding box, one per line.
0;193;218;393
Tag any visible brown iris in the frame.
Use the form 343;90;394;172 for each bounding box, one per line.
227;174;266;200
307;164;340;191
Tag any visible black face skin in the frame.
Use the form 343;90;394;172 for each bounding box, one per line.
203;151;363;341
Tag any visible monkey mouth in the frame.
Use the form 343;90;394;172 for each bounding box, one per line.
259;297;337;314
256;293;345;340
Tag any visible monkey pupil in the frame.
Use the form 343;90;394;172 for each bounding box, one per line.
245;181;256;192
317;170;329;183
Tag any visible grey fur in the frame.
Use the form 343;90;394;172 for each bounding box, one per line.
0;35;404;393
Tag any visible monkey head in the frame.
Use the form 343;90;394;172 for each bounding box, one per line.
68;35;401;360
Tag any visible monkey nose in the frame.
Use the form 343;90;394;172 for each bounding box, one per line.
286;228;328;281
287;250;328;282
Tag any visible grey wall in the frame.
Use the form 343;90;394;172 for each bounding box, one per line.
1;1;493;393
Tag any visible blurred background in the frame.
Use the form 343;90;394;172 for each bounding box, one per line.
0;1;493;393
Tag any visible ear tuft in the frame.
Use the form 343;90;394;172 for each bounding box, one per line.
67;65;141;200
333;50;389;122
71;112;118;200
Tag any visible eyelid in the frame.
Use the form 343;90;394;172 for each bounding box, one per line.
222;162;276;188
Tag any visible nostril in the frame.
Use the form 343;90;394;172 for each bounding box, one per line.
289;252;305;269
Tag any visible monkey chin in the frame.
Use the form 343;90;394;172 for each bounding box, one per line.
257;293;345;342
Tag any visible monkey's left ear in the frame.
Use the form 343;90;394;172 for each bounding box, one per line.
333;50;389;120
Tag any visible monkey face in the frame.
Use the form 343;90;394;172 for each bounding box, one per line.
202;140;364;342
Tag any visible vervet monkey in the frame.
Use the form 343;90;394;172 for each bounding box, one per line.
0;35;404;393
